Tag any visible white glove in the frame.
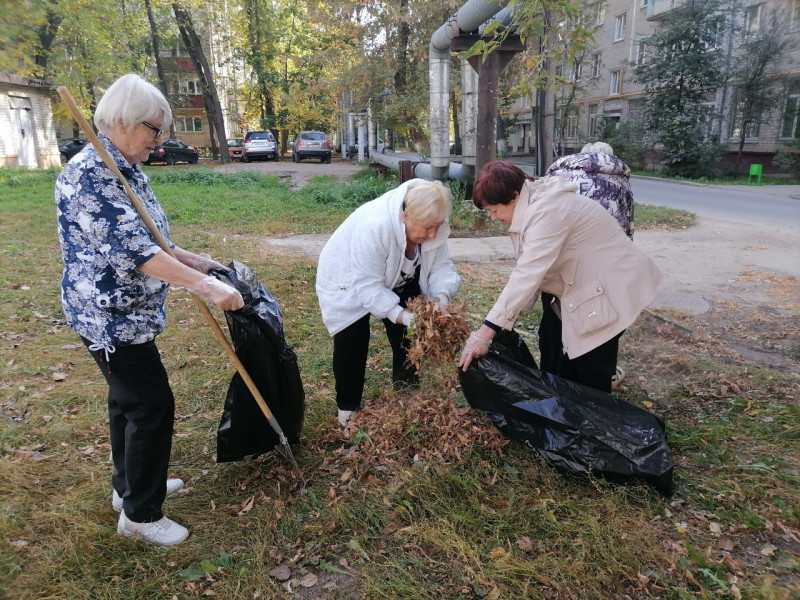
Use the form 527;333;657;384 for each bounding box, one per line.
401;310;415;327
434;293;451;316
188;276;244;311
190;253;229;275
458;332;492;371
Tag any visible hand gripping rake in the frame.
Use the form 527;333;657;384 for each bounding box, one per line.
57;86;304;485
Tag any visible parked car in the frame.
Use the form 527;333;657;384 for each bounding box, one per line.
292;131;332;163
227;138;244;160
243;130;279;162
144;139;199;165
59;139;88;162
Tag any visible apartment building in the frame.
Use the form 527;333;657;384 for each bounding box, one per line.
159;4;243;151
504;0;800;169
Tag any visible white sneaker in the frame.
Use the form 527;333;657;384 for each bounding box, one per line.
112;478;184;512
117;511;189;546
611;366;625;390
337;409;354;426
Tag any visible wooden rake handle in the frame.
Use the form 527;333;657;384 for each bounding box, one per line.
57;86;284;433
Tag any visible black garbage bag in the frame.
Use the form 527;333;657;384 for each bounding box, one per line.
213;261;305;462
459;331;674;495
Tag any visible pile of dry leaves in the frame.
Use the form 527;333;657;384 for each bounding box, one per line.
404;296;471;372
321;390;509;482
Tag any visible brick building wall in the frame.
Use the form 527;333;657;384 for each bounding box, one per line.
0;72;60;168
504;0;800;166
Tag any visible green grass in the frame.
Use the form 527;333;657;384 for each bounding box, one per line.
1;166;798;599
633;171;800;186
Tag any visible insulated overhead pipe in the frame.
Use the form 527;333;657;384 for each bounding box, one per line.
429;0;508;181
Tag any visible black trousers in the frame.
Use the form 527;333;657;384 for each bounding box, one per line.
538;292;621;393
84;338;174;522
332;275;420;411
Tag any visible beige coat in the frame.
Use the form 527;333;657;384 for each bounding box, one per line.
485;177;663;359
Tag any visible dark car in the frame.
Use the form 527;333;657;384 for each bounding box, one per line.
292;131;331;163
144;139;199;165
243;130;279;162
227;138;244;160
59;139;88;162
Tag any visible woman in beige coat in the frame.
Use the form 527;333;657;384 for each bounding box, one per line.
458;161;662;393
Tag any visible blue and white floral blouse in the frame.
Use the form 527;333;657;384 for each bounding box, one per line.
56;133;174;347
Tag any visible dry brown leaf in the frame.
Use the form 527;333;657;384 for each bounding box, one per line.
268;565;292;581
299;573;318;587
490;547;509;561
759;543;777;556
718;536;734;551
516;536;533;551
405;296;471;372
237;496;255;515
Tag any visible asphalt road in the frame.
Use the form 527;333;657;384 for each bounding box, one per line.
630;177;800;232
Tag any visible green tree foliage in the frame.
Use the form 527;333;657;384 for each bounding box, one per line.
634;0;725;177
727;11;787;164
230;0;345;139
333;0;455;152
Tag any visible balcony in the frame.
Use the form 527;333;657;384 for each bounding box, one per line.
647;0;686;20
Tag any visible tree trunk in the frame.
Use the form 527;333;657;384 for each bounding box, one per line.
173;2;229;162
34;3;62;77
451;87;461;156
145;0;174;138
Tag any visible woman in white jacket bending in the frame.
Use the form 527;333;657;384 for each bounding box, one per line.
316;179;462;425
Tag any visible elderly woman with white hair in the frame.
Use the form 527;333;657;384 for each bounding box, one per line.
55;73;243;546
316;179;462;426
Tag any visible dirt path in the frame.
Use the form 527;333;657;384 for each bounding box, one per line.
212;156;365;190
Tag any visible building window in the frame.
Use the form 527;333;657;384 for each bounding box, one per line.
614;14;626;41
635;38;646;65
566;112;579;138
175;117;203;133
594;1;607;25
782;94;800;139
179;77;201;94
163;44;188;58
591;53;601;78
554;64;564;78
728;90;760;140
640;0;648;7
589;104;599;136
572;61;583;82
628;100;644;122
744;3;763;34
609;70;623;95
705;16;724;50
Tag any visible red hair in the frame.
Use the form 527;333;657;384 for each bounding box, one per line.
472;161;534;208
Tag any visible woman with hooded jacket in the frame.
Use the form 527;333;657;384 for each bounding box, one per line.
541;142;635;387
316;179;461;426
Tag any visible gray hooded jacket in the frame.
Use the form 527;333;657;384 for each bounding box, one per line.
545;152;634;239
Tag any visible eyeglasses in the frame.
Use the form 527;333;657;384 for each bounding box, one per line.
141;121;163;140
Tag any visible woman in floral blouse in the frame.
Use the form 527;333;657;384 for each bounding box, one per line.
55;73;243;546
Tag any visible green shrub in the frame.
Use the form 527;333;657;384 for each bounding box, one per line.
145;167;279;188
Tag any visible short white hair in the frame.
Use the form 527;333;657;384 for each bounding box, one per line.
94;73;172;135
404;180;452;222
581;141;614;155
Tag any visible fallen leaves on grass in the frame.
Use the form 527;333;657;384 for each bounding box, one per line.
405;296;471;373
320;390;508;483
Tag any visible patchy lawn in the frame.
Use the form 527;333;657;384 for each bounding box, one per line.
0;168;797;599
